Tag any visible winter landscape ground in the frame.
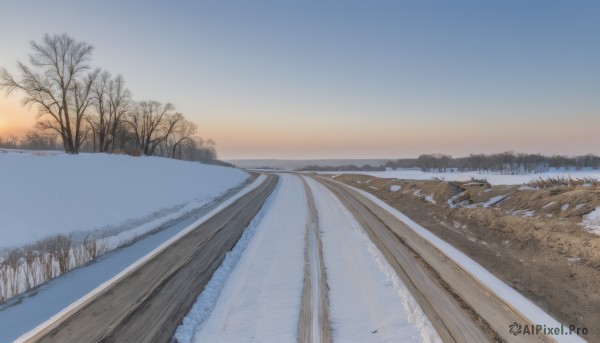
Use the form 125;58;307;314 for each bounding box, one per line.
1;152;597;342
1;2;599;342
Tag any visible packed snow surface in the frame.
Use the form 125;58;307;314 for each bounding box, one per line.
174;178;278;342
185;174;306;342
0;152;247;249
179;174;439;343
321;168;600;185
305;177;440;343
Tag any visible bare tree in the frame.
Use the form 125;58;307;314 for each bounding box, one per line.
0;34;99;153
21;131;61;150
169;120;197;159
90;72;130;152
126;101;183;155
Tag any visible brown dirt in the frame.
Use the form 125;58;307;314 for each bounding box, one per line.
330;173;600;341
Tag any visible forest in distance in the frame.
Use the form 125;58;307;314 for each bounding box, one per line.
297;151;600;174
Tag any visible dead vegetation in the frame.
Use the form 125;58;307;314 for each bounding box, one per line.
527;176;600;189
0;234;107;302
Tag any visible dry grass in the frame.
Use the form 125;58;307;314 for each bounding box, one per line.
0;234;108;302
527;176;600;189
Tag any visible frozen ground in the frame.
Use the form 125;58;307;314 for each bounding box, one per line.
320;168;600;185
0;152;247;249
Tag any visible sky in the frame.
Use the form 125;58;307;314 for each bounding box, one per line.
0;1;598;159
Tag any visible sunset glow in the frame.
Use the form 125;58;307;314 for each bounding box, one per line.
1;1;599;158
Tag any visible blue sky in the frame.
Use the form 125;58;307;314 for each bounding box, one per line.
1;1;599;158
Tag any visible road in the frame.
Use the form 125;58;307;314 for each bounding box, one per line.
298;177;331;343
23;174;278;343
315;175;556;343
22;172;575;342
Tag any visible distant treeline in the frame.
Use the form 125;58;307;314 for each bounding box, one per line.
387;152;600;174
295;152;600;175
296;164;386;172
0;131;224;165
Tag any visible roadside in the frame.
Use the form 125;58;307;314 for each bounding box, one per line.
328;173;599;341
0;174;264;343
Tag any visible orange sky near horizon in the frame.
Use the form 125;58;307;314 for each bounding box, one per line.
1;2;599;160
0;95;36;137
2;91;599;159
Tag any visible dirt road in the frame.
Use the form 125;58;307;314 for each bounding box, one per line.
315;175;554;343
24;174;278;343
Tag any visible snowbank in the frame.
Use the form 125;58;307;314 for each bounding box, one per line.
0;152;248;249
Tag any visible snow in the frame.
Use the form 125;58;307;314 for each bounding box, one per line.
305;177;441;343
483;195;508;208
9;175;268;343
562;204;570;211
318;168;600;186
411;189;436;204
521;210;536;218
180;174;440;342
174;177;278;343
0;152;248;250
340;181;586;343
581;206;600;235
447;192;465;209
390;185;401;192
186;174;306;342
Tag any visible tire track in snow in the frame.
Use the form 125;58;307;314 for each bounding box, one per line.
305;176;442;343
298;176;331;343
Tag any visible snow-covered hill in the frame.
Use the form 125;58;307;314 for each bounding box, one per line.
0;151;248;249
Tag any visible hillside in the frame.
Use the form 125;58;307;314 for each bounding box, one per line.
0;151;248;250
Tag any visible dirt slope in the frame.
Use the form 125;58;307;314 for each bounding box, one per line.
330;173;599;341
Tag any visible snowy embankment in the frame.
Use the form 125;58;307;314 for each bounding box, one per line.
2;176;267;343
345;182;586;343
321;168;600;185
0;151;247;300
